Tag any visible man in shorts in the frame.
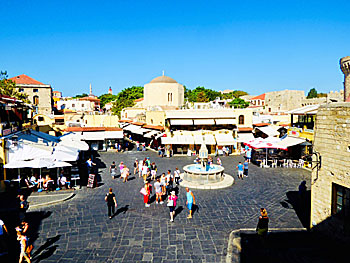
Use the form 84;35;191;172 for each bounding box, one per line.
236;162;244;180
243;160;249;177
185;188;196;219
154;178;164;204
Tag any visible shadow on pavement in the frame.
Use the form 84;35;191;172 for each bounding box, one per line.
113;205;129;218
32;235;61;262
285;190;311;229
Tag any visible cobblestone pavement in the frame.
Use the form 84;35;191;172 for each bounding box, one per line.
29;151;310;263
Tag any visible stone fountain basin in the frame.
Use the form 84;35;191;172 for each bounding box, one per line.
183;164;225;184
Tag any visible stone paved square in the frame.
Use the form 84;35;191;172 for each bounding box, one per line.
28;150;310;262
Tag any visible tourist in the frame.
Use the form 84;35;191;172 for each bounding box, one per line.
86;157;96;174
142;142;146;151
138;159;143;177
166;170;173;195
136;141;140;151
174;167;181;185
19;195;29;221
105;188;117;219
160;173;166;195
208;156;213;165
150;162;157;181
158;146;162;156
133;159;139;175
141;181;152;207
59;174;71;189
110;161;117;179
17;230;31;263
42;174;53;191
154;178;163;204
256;208;269;237
236;162;244;180
167;191;178;222
217;157;222;166
145;157;151;168
142;163;149;182
118;143;122;152
243;160;249;177
29;174;38;187
119;161;124;176
121;166;129;183
0;218;8;256
185;188;196;219
246;148;252;163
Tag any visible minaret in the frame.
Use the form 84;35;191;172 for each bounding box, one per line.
340;56;350;102
89;83;92;96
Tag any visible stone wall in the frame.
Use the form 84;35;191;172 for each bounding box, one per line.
310;103;350;239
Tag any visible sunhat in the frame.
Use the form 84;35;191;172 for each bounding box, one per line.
171;191;176;195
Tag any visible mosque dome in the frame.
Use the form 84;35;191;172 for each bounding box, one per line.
150;75;177;84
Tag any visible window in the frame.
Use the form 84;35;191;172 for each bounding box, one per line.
239;115;244;125
33;88;39;92
72;104;75;107
19;88;24;92
38;116;44;122
168;93;173;102
268;108;271;112
82;104;85;107
332;183;350;216
33;95;39;105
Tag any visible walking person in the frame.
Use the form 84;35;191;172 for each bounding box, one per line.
17;230;31;263
133;159;139;175
121;166;129;183
138;159;143;178
185;188;196;219
136;141;140;151
166;170;173;195
160;173;166;195
141;181;152;207
110;161;117;179
142;163;149;182
150;162;157;181
256;208;269;237
154;178;164;204
86;157;96;175
217;157;222;166
243;160;249;177
19;195;29;221
174;167;181;185
246;148;252;163
118;162;124;177
236;162;244;180
167;191;178;222
105;188;118;219
0;218;8;256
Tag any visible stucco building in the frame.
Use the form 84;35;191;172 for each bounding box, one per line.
10;74;52;115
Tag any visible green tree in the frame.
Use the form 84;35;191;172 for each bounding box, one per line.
228;98;250;108
307;88;318;99
185;86;221;102
221;90;248;99
98;93;117;108
0;71;30;102
196;91;209;102
73;93;89;99
111;86;144;118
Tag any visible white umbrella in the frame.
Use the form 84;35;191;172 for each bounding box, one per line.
48;161;72;168
52;150;79;162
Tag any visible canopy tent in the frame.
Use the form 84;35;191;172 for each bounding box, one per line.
104;130;123;139
52;149;79;162
57;139;89;151
82;131;106;141
194;135;204;145
132;128;152;135
144;130;161;138
245;137;287;150
215;119;236;125
279;136;306;148
8;143;52;162
170;119;193;125
214;133;235;146
237;133;255;143
123;124;142;132
5;158;53;169
255;126;280;137
204;134;216;145
47;161;72;168
193;119;215;125
161;135;194;145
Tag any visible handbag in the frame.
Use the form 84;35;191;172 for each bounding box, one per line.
167;199;174;207
140;187;147;196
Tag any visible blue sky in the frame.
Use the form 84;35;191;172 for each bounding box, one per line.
1;1;350;97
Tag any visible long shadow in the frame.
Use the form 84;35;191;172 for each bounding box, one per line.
112;205;129;218
33;244;58;262
32;235;61;258
174;206;183;218
285;190;311;229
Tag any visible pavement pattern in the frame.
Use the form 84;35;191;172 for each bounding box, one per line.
28;151;310;263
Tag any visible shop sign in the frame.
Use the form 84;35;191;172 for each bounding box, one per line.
289;127;302;132
2;128;12;136
303;128;314;134
288;130;299;137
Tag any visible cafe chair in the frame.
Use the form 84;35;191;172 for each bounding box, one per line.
297;159;305;168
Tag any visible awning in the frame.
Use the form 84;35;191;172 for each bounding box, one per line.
204;134;216;145
58;139;89;151
215;119;236;125
104;131;124;139
161;136;175;145
170;119;193;125
155;132;166;139
8;144;52;162
52;149;79;162
82;131;106;141
215;133;235;146
119;123;130;128
161;135;194;145
279;136;306;148
194;135;204;144
144;130;161;138
133;128;152;135
255;126;279;137
237;133;255;143
123;124;142;132
5;158;53;169
193;119;215;125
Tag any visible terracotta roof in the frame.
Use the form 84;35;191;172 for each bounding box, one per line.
132;122;146;126
238;127;253;132
118;120;132;123
253;123;270;127
65;127;105;132
250;93;265;100
105;127;122;131
9;74;45;85
135;98;144;102
143;125;164;131
279;124;290;127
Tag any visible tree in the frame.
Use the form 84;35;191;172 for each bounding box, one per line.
0;71;30;102
111;86;144;118
98;93;117;108
185;86;221;102
228;98;250;108
221;90;248;99
196;91;209;102
307;88;317;99
73;93;89;99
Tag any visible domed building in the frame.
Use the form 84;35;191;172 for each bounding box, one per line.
144;74;184;109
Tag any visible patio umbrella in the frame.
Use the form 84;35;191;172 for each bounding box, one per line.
47;161;72;168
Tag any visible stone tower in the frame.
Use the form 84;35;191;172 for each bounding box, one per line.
340;56;350;102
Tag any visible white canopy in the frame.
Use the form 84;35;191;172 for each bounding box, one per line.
215;133;235;146
52;149;79;162
48;161;72;168
123;124;142;132
82;131;106;141
237;133;255;143
58;139;89;151
161;135;194;145
193;119;215;125
8;143;52;162
5;158;53;169
255;126;280;137
215;119;236;125
194;135;204;144
104;131;123;139
279;136;306;148
204;134;216;145
144;130;161;138
133;128;152;135
170;119;193;125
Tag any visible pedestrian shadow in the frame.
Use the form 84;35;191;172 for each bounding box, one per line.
112;205;129;218
128;176;136;181
285;190;311;229
280;201;292;209
32;235;61;261
192;204;199;215
174;206;183;218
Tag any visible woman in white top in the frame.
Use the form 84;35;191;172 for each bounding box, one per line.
138;160;143;178
174;167;181;185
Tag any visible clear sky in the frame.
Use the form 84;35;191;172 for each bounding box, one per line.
1;0;350;97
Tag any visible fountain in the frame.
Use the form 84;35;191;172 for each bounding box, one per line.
183;142;225;185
